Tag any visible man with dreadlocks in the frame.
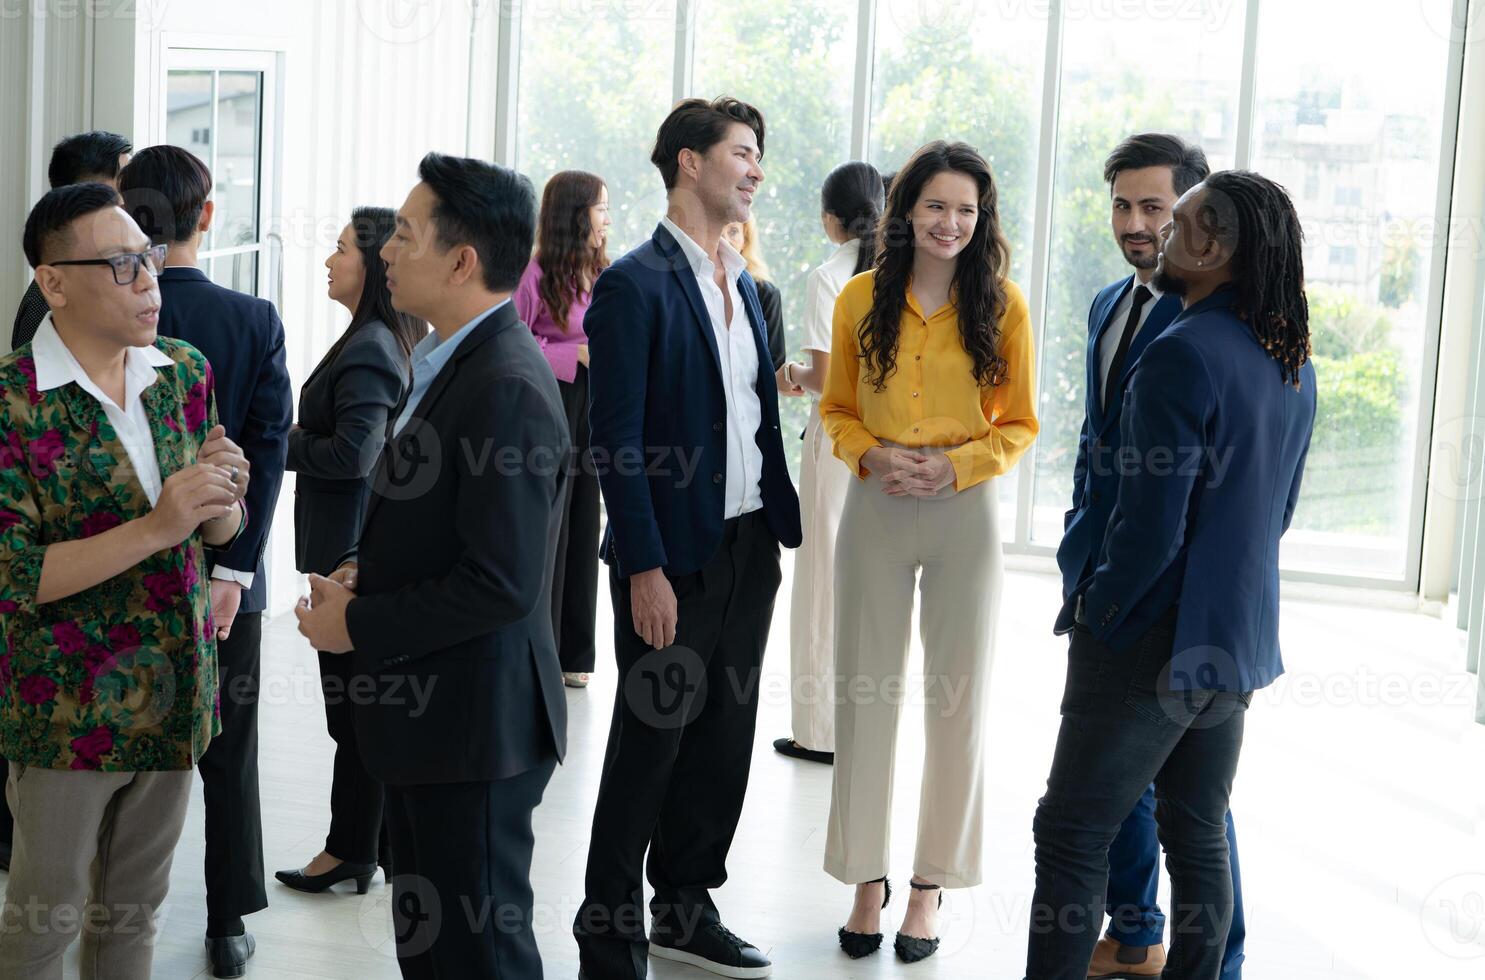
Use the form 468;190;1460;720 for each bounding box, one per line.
1025;169;1316;980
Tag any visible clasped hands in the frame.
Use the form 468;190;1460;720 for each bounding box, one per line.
294;562;359;654
861;445;957;497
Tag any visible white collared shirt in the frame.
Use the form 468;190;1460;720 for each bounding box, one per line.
1097;277;1165;395
661;216;764;518
31;313;172;505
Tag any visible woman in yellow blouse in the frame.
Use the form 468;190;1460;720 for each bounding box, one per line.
821;140;1038;963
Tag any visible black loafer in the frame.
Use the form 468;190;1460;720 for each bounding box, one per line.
772;737;833;765
205;933;256;978
650;921;772;978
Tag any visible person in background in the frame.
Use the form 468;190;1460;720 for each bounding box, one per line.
772;160;883;766
514;170;611;689
119;145;293;980
822;140;1038;965
273;206;425;897
724;217;788;373
0;183;248;980
1025;170;1315;978
10;130;134;355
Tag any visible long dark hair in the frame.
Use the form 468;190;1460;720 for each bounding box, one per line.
1200;170;1311;387
862;141;1011;391
821;161;884;277
322;206;426;369
535;171;610;333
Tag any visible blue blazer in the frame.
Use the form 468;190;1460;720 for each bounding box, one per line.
1079;288;1316;691
586;223;802;578
156;267;293;615
1056;276;1183;612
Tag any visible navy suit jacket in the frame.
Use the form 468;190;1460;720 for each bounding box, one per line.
586;223;802;578
156;267;293;615
1056;275;1183;611
1079;288;1316;692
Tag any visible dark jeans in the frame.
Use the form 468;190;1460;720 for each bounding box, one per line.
1026;612;1251;980
384;758;556;978
574;512;782;980
553;366;601;674
1107;785;1245;977
199;612;268;919
320;648;391;867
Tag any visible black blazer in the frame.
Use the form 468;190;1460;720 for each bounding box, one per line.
344;303;570;786
156;267;293;615
287;321;409;576
586;223;802;578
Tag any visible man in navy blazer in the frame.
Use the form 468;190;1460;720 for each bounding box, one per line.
1027;169;1316;980
574;97;801;980
1055;136;1246;979
120;146;292;979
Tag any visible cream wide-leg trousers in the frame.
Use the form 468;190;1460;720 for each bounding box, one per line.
824;455;1003;888
786;402;854;753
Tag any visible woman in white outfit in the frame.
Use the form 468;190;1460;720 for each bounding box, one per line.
773;162;885;765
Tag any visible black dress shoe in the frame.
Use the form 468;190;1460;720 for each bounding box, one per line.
205;933;256;978
837;876;891;959
650;921;772;978
274;860;377;894
894;881;943;964
772;737;833;765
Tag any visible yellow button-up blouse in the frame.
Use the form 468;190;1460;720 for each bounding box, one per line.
820;270;1039;491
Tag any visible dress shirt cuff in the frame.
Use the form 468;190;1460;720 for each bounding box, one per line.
544;342;580;384
211;566;255;588
834;428;883;480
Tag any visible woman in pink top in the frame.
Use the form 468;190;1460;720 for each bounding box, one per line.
514;170;611;688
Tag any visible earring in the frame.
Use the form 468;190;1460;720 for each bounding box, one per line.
1196;260;1203;266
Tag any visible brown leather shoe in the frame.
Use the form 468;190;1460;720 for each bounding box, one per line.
1087;936;1165;978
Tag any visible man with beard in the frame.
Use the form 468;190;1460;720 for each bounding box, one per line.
1055;135;1245;979
1028;168;1316;979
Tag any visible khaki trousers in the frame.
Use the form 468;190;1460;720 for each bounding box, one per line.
825;465;1003;888
0;763;192;980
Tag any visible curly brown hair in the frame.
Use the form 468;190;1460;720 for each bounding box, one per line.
861;141;1011;392
534;170;610;333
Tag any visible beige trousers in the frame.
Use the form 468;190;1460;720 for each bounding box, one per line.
0;763;192;980
786;402;854;753
824;461;1003;888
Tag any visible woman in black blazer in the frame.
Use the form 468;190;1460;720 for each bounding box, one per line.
275;206;426;894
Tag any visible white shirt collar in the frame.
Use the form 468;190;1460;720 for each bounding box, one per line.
1131;275;1163;302
31;313;173;407
661;216;747;280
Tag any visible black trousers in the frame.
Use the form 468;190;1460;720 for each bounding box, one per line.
384;758;557;979
553;366;601;674
574;512;782;980
198;611;268;919
320;649;391;866
1025;612;1251;980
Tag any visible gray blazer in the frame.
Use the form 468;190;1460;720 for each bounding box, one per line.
287;321;409;575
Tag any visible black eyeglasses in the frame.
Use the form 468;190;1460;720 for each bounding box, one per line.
51;244;169;285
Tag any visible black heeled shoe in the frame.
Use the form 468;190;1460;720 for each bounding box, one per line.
894;880;943;963
837;876;891;959
274;859;378;894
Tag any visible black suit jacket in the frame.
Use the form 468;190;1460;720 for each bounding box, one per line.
344;303;570;786
756;278;786;370
287;321;409;576
156;267;292;615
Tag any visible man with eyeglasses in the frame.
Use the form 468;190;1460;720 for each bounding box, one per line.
118;144;292;979
0;182;251;979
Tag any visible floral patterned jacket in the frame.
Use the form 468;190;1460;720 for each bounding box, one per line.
0;337;227;771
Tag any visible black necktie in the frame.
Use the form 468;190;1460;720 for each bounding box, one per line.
1104;285;1152;411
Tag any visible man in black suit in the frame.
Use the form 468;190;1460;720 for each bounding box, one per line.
296;152;569;979
574;97;802;980
118;145;292;979
10;130;134;354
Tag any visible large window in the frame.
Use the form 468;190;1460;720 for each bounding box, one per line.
1029;1;1248;545
515;0;679;254
498;0;1465;587
1252;0;1456;580
692;0;859;475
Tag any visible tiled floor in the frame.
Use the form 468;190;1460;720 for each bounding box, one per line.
7;558;1485;978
